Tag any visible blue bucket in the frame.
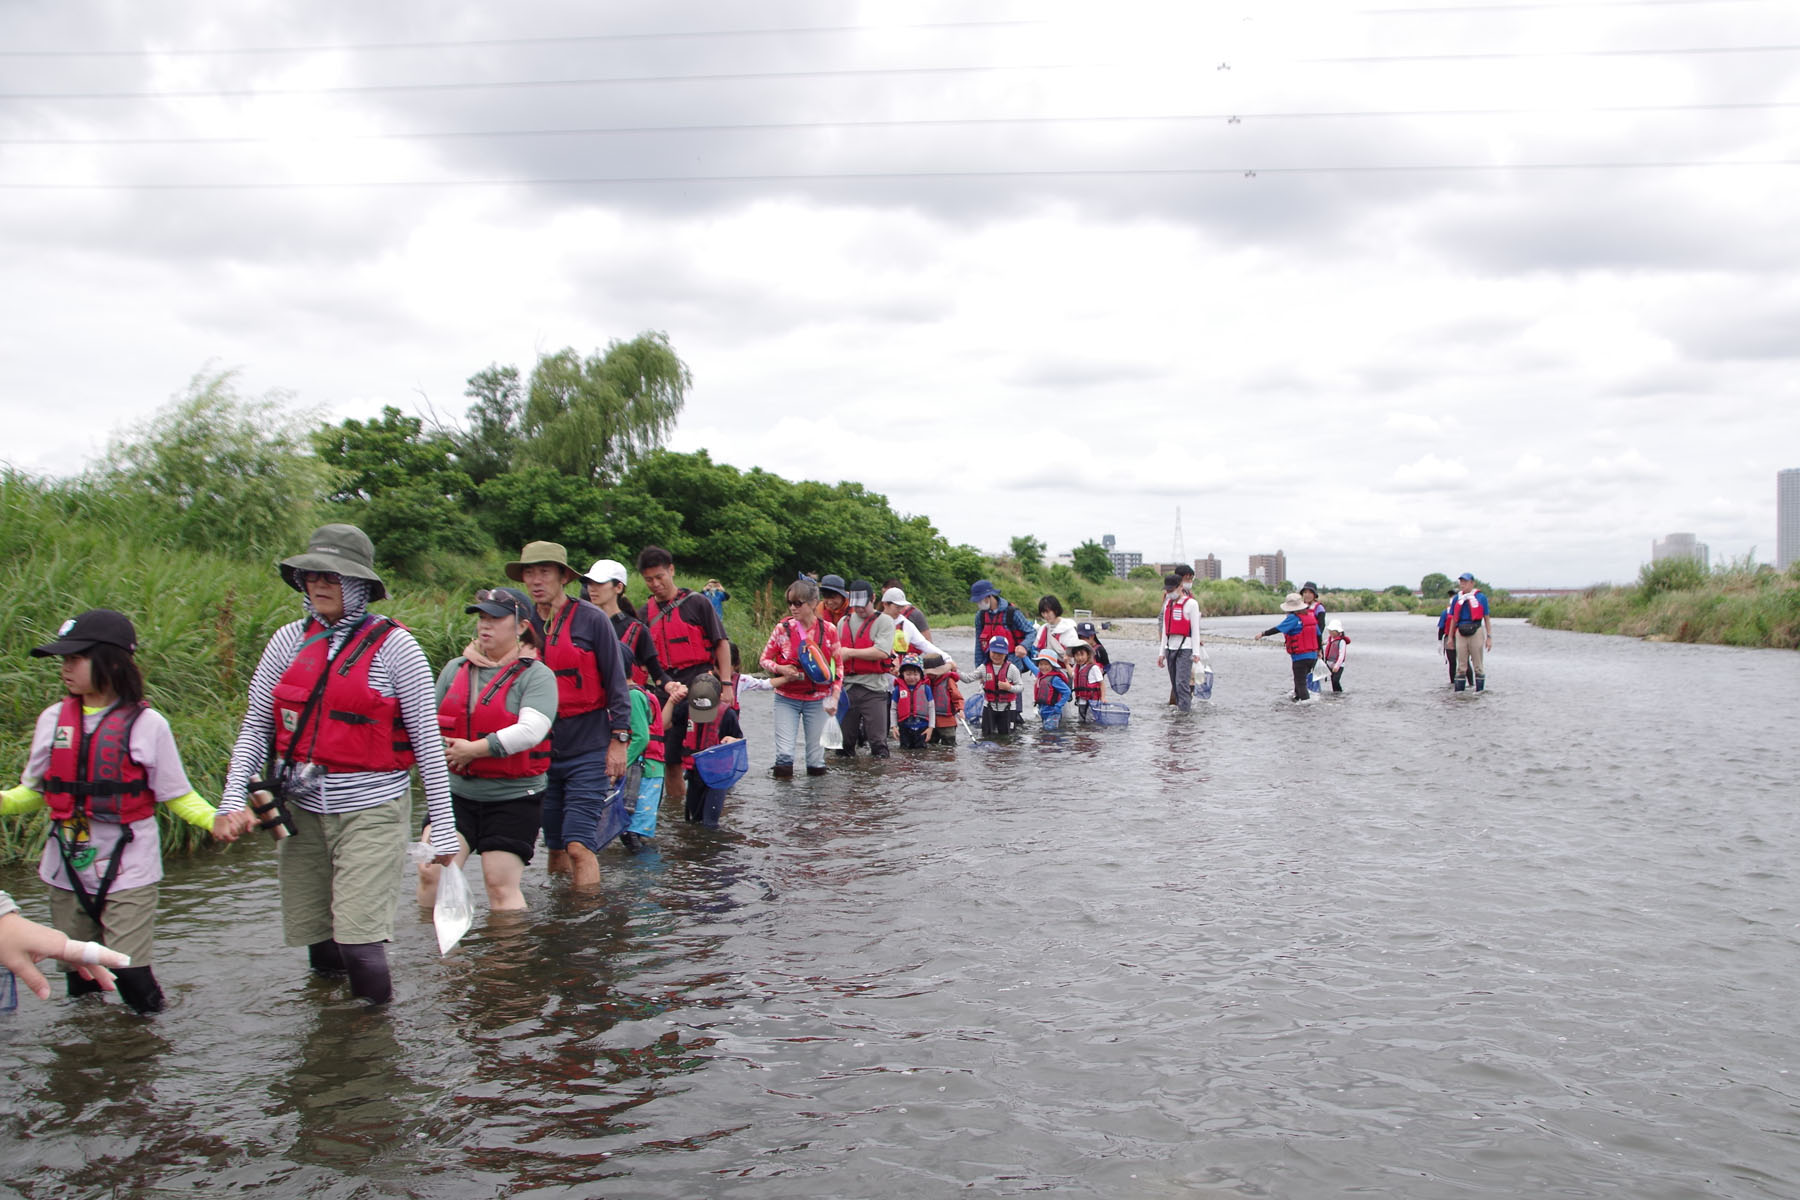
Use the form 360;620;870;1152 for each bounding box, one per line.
1088;701;1131;726
1106;661;1134;694
964;692;985;722
693;739;749;791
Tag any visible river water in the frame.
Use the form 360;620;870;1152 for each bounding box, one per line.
4;612;1798;1199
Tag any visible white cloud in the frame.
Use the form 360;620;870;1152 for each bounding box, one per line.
1387;454;1470;492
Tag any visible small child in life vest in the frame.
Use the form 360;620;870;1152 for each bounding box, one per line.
619;680;666;851
1074;620;1111;669
923;654;962;747
1;610;238;1013
890;655;934;749
1032;647;1073;727
980;636;1024;737
677;672;743;829
1322;619;1350;693
1068;642;1106;721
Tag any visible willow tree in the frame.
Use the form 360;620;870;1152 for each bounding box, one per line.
521;332;692;483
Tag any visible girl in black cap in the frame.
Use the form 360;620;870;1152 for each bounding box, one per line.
2;609;239;1012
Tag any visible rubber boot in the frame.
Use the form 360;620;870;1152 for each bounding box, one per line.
114;965;165;1014
308;939;346;975
338;941;393;1005
772;762;794;779
618;831;643;854
67;971;105;999
1454;678;1466;692
1475;676;1485;692
806;766;827;777
566;841;600;887
546;849;571;876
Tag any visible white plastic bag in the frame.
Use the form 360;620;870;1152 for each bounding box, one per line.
434;861;474;955
820;711;844;750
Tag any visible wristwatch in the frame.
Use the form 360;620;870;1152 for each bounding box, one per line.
612;730;630;743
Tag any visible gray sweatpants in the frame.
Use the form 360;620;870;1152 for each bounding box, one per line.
843;684;891;755
1165;647;1193;711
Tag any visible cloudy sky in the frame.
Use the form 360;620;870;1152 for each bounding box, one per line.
3;0;1796;588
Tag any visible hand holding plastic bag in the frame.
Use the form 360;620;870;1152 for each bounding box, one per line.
434;862;473;955
820;712;844;750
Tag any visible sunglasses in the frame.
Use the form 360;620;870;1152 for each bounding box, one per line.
788;598;814;608
298;570;342;587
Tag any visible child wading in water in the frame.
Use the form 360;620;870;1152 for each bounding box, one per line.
1032;647;1073;728
1;610;239;1012
1069;641;1106;721
890;655;934;749
1255;592;1321;703
1323;619;1350;692
980;636;1023;737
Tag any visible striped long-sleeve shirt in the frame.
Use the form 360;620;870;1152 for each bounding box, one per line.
221;616;457;857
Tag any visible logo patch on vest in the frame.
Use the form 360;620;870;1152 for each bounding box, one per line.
281;709;299;733
53;725;75;750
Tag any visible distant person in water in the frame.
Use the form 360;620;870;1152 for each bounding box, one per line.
1436;588;1460;685
1256;592;1320;703
1448;573;1492;692
1322;618;1350;693
1157;573;1202;711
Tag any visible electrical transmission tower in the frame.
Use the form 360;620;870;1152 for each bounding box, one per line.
1171;507;1187;565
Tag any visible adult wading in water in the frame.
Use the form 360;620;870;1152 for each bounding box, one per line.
509;542;632;885
221;524;457;1005
637;545;733;812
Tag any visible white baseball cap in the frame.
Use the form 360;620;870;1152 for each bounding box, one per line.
881;587;908;606
583;559;628;586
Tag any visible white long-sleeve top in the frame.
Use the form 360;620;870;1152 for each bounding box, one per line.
222;616;458;857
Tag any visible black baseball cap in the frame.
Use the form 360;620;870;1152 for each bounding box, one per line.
32;609;138;657
465;587;532;619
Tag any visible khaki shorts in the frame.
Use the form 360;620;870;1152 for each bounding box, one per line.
278;798;409;947
49;882;158;965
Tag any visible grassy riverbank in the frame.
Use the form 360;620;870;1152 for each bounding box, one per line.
1530;559;1800;649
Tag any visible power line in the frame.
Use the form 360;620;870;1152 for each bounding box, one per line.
3;44;1799;101
3;100;1792;146
1;158;1792;191
0;19;1050;59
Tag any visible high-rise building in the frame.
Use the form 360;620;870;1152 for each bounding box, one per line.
1108;550;1143;579
1195;554;1222;581
1780;469;1800;571
1652;532;1709;572
1248;551;1287;589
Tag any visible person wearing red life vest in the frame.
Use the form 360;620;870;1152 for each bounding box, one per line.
583;558;668;692
1069;641;1106;722
1322;618;1351;693
1256;591;1321;702
1449;573;1493;691
1299;582;1328;658
1436;587;1461;685
2;609;234;1013
415;587;558;913
510;541;633;886
1032;646;1073;726
1157;573;1204;711
890;655;935;749
637;545;733;806
759;577;841;778
837;580;896;758
923;654;963;746
969;579;1037;674
980;636;1025;737
220;525;457;1006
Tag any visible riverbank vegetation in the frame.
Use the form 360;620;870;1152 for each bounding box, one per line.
1530;557;1800;649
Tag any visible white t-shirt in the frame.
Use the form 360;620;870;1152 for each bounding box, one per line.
1160;595;1203;650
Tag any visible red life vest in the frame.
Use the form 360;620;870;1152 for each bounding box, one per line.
983;660;1015;705
841;614;893;676
929;672;962;727
617;616;653;687
1283;618;1320;658
647;589;715;673
1163;595;1193;639
1452;592;1487;625
681;713;725;771
1072;662;1105;702
43;697;154;824
895;678;931;725
540;599;607;718
1034;666;1069;707
631;682;665;763
436;660;552;779
1324;632;1350;669
975;605;1022;655
272;617;415;772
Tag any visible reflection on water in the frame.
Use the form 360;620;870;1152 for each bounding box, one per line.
4;614;1800;1198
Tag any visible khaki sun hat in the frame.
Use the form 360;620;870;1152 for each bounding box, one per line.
279;524;387;600
505;541;578;583
1279;592;1308;612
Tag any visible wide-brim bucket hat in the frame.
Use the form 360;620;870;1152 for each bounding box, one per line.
279;524;387;600
505;541;578;583
1279;592;1308;612
969;579;999;603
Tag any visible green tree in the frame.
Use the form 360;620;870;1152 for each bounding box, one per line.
1420;572;1453;598
102;369;333;556
1072;540;1114;583
1127;564;1160;582
1386;584;1413;597
459;364;523;485
477;467;615;557
521;332;691;482
313;406;484;567
1009;535;1046;581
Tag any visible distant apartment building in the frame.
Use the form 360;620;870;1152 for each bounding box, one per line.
1108;550;1143;579
1781;469;1800;570
1248;551;1287;589
1195;554;1222;581
1652;532;1710;572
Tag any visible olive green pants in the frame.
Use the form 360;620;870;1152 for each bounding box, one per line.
278;799;409;947
49;882;157;965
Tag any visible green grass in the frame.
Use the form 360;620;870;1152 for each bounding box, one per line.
1531;561;1800;648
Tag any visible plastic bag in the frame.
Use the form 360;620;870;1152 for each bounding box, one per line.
434;862;474;955
820;710;844;750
